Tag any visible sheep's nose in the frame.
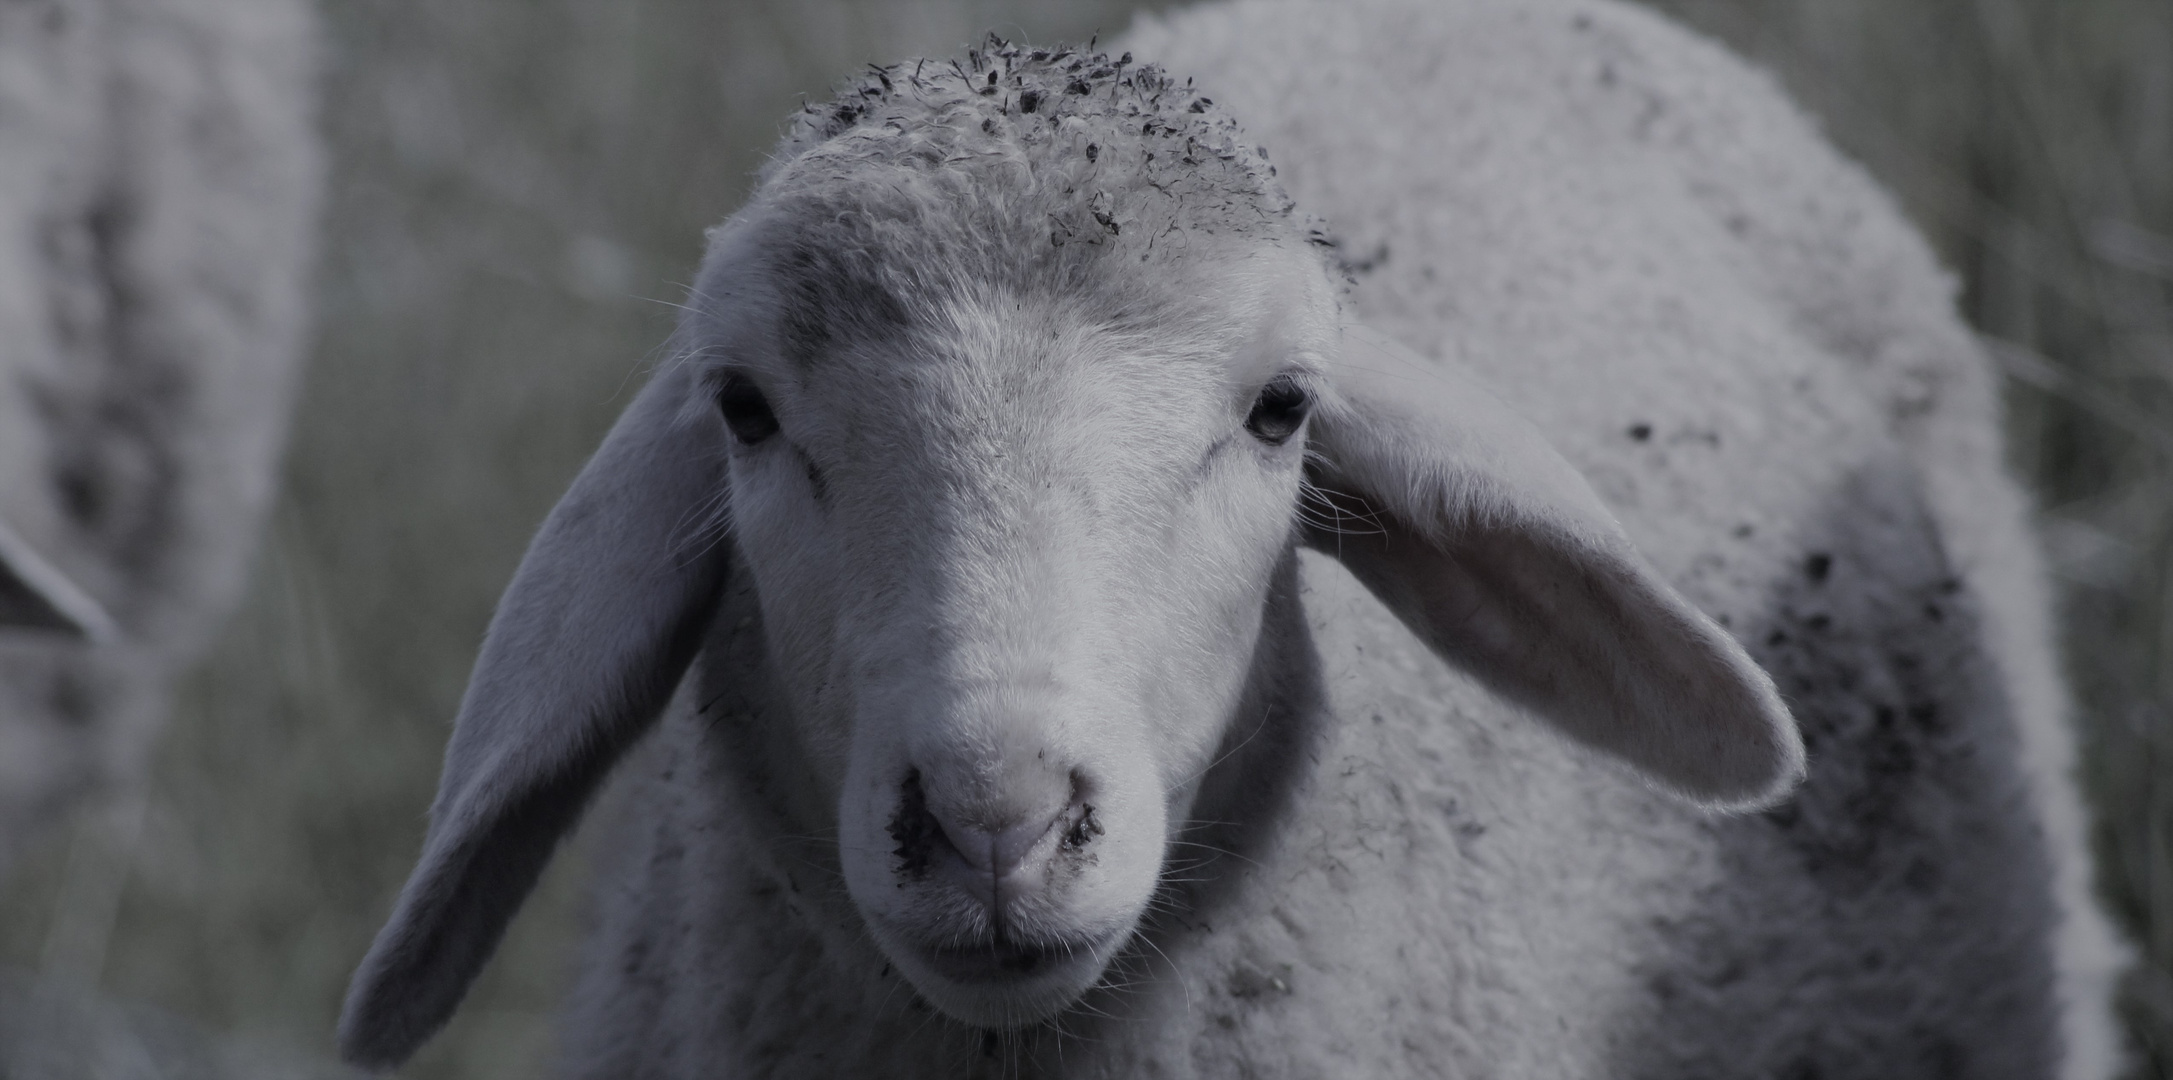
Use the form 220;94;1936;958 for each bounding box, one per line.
893;768;1099;919
940;811;1064;879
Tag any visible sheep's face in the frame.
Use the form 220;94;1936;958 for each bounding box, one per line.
696;220;1334;1026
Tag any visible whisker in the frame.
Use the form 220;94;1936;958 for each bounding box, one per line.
1174;702;1277;790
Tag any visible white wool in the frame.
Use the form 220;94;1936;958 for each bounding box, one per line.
0;0;320;873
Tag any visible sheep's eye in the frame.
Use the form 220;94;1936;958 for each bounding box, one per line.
718;373;780;445
1244;375;1311;445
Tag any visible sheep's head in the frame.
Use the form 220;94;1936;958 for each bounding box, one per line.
688;48;1336;1024
338;40;1803;1069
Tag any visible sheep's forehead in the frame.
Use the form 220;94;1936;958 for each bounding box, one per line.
714;155;1336;432
749;37;1329;308
685;37;1341;479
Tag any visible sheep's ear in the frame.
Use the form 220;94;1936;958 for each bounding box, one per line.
0;519;114;640
338;363;730;1070
1303;325;1803;810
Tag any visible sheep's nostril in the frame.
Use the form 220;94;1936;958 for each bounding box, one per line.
887;769;944;880
1061;804;1104;850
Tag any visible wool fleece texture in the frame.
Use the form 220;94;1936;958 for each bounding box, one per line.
339;1;2122;1077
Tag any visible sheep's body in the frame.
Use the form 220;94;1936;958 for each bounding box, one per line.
1137;2;2127;1075
0;0;318;871
533;1;2122;1077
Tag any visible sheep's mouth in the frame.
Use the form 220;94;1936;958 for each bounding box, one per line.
919;933;1111;984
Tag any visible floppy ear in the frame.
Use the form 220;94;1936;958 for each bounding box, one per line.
0;518;115;640
1304;324;1803;810
338;363;731;1070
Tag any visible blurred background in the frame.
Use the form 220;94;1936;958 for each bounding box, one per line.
0;0;2166;1076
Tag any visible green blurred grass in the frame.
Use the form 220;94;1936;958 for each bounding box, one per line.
0;0;2166;1075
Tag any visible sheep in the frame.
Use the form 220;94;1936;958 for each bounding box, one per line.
339;0;2125;1075
0;0;319;876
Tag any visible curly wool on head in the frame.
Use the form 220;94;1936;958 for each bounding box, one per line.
741;36;1325;326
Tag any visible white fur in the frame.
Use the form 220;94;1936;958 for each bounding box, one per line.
0;0;320;873
341;1;2123;1076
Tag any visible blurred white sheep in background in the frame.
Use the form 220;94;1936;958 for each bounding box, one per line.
0;0;324;1074
0;0;318;876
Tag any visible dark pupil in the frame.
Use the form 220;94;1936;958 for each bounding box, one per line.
718;374;780;444
1245;376;1310;444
